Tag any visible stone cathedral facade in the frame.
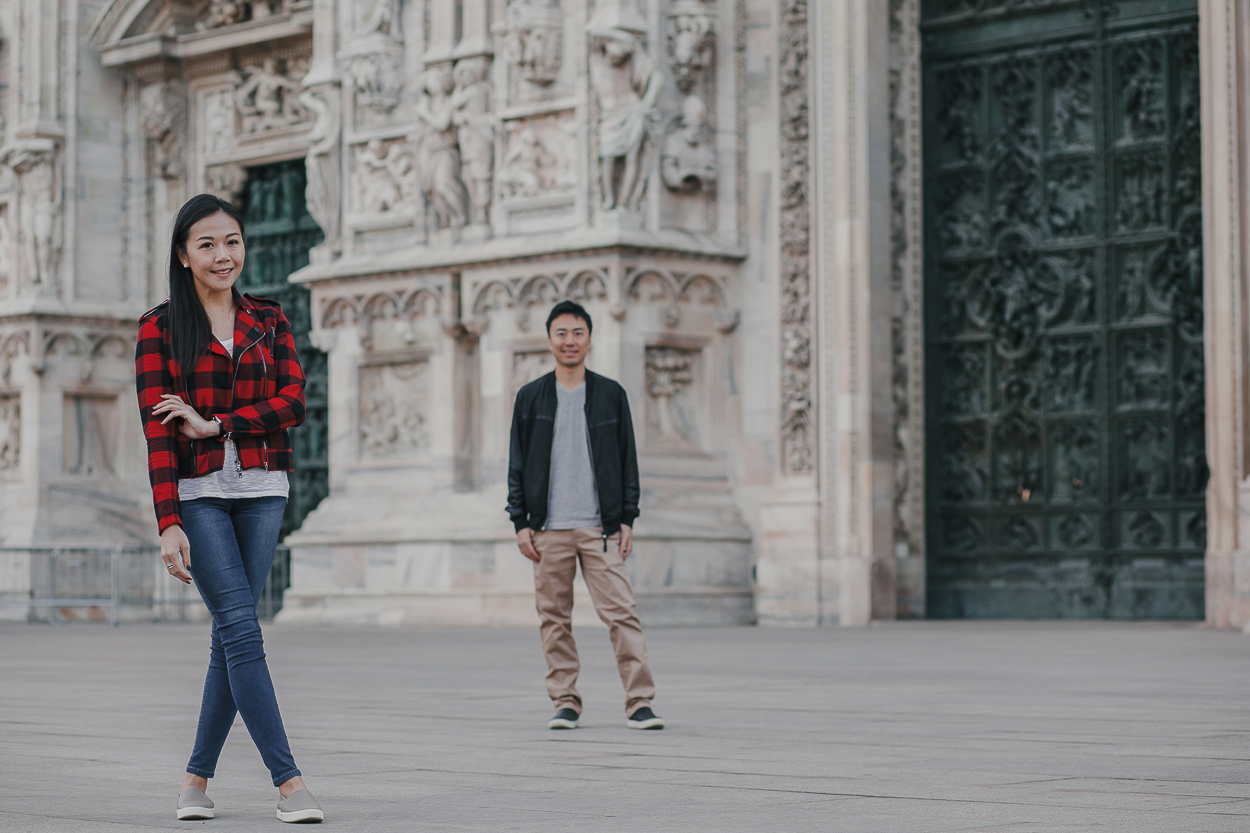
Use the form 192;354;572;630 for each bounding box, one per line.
1;0;1249;628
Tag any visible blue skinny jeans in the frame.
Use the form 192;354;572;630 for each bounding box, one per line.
182;496;300;787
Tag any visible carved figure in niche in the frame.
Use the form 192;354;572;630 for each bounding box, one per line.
299;83;342;255
0;397;18;470
588;25;663;211
498;125;546;197
352;0;398;37
198;0;249;30
353;139;412;214
451;58;495;227
203;90;234;155
359;362;429;459
661;95;716;192
206;163;248;203
235;57;305;133
496;0;563;89
140;81;187;179
667;4;716;94
344;51;403;115
0;208;11;277
414;65;468;229
3;141;59;289
645;348;695;448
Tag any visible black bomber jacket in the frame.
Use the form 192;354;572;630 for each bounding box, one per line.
506;370;641;539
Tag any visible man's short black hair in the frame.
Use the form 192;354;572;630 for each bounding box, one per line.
546;300;593;335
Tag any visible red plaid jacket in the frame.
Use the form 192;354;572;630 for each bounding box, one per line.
135;293;306;533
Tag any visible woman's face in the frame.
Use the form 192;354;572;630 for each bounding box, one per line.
180;211;244;297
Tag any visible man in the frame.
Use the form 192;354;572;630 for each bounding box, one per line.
507;300;663;731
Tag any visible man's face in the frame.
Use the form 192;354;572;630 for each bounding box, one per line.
547;313;591;369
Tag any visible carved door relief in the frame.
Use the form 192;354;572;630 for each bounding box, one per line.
238;160;328;539
922;0;1204;618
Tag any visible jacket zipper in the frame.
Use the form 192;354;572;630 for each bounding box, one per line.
227;322;268;477
582;384;607;552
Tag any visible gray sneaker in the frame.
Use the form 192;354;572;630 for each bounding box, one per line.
176;786;214;820
276;788;324;823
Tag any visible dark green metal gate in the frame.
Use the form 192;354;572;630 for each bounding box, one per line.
922;0;1206;618
237;159;329;540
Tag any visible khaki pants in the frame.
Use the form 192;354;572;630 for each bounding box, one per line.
532;526;656;715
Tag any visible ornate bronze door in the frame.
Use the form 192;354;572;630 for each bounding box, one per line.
237;160;328;539
922;0;1205;617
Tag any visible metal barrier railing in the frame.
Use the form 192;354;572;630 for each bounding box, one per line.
0;544;291;625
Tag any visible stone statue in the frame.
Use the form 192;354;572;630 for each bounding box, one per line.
414;66;468;229
3;141;60;288
496;0;563;90
140;81;186;179
299;84;343;255
661;95;717;192
498;125;546;197
352;0;398;37
451;58;495;227
197;0;248;30
236;58;305;133
588;25;663;211
353;139;412;214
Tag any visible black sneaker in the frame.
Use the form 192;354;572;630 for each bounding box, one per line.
548;708;579;729
627;706;664;730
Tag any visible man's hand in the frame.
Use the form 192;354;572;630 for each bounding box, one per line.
517;528;540;563
620;524;634;559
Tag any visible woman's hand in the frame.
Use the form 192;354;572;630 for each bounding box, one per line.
161;525;192;584
152;394;221;440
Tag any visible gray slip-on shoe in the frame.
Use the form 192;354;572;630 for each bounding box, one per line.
277;789;324;823
176;786;214;820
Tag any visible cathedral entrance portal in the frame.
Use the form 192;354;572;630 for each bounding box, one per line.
922;0;1206;617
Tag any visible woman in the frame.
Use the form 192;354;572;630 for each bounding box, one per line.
135;194;323;823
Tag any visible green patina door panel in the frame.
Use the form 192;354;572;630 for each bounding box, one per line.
237;160;328;539
922;0;1206;618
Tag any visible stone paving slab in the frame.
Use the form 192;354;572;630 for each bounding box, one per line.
1;621;1248;832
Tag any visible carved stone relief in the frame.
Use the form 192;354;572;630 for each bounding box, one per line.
645;346;699;449
588;21;663;212
778;0;812;475
234;57;309;135
205;163;248;204
359;360;430;459
667;1;716;95
661;95;716;192
414;65;468;230
451;57;494;228
512;349;555;400
140;81;187;179
299;82;343;256
0;205;13;282
63;394;117;476
350;138;416;215
498;115;576;199
2;140;61;291
203;89;235;156
494;0;563;104
624;268;737;332
343;0;404;124
471;269;609;332
0;395;19;470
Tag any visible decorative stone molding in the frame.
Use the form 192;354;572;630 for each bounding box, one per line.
494;0;564;101
623;267;738;332
205;163;248;204
667;0;717;95
139;81;187;179
318;286;445;350
470;269;609;331
778;0;813;475
0;394;18;471
358;360;430;459
645;346;697;448
233;57;309;135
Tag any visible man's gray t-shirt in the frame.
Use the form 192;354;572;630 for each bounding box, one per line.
545;382;602;530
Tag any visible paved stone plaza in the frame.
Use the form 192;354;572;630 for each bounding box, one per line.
1;621;1248;832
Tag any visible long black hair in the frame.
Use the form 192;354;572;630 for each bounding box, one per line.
167;194;246;376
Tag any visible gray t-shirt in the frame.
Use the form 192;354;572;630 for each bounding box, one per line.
545;382;601;530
